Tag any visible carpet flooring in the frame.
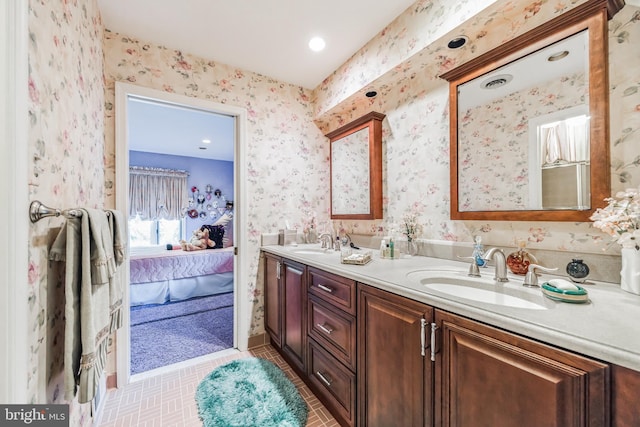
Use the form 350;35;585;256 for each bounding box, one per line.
131;292;234;326
130;293;234;374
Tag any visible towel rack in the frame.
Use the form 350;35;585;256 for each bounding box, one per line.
29;200;84;223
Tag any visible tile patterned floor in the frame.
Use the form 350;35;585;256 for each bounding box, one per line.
98;345;340;427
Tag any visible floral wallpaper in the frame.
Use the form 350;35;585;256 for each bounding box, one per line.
609;7;640;186
102;32;330;345
20;1;640;424
27;0;104;425
320;2;640;259
313;0;595;129
314;0;498;117
458;71;587;211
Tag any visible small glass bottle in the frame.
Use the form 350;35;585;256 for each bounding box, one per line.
506;240;536;275
308;225;317;244
380;239;387;257
472;236;485;267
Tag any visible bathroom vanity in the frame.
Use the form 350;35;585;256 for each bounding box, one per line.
262;245;640;427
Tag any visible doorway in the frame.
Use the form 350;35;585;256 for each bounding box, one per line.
114;82;250;386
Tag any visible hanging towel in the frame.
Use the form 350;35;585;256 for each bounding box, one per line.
107;209;127;331
49;208;126;403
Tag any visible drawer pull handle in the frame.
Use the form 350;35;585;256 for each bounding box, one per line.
316;371;333;387
317;284;334;293
317;323;334;335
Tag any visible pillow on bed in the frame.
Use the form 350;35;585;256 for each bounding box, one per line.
200;224;225;249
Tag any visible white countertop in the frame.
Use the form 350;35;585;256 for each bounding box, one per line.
262;244;640;372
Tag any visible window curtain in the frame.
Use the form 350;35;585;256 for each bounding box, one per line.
540;116;589;166
129;166;188;220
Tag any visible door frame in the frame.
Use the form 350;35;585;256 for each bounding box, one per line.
0;0;29;404
115;82;249;386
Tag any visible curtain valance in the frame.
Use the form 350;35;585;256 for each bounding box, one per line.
129;166;188;220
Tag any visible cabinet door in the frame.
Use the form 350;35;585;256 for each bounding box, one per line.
263;253;281;347
281;258;306;373
612;364;640;427
358;284;434;427
436;310;609;427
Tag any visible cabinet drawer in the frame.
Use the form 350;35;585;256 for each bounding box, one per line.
308;267;356;315
308;296;356;370
308;340;356;427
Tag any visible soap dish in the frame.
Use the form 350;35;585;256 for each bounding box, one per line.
541;282;589;303
341;251;372;265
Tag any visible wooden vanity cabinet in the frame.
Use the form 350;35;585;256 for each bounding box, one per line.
611;364;640;426
263;255;631;427
264;252;282;347
357;284;609;427
307;267;358;427
358;284;434;427
282;258;307;373
435;310;609;427
263;253;307;375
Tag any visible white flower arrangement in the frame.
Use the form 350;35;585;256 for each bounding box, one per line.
590;187;640;250
402;213;423;242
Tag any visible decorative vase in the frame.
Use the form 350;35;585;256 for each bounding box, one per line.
506;241;536;275
620;248;640;295
566;259;590;283
406;239;418;256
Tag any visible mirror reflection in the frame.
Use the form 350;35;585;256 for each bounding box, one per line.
331;127;371;216
457;30;590;212
326;111;384;220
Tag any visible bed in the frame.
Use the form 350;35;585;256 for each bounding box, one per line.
129;247;234;306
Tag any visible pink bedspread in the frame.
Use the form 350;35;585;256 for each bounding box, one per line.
130;248;233;284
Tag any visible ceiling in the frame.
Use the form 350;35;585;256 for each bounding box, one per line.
127;97;236;161
98;0;417;89
102;0;416;160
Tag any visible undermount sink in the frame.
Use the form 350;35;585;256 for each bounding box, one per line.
406;269;550;310
287;246;331;255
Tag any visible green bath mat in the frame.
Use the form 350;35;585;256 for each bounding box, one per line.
195;357;308;427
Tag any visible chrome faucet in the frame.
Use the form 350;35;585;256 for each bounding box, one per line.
484;247;509;282
458;255;481;277
318;233;333;249
523;264;558;287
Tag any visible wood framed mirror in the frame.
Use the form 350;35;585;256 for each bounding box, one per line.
440;0;622;221
326;112;385;219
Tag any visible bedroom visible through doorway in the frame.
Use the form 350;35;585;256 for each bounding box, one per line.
127;96;235;377
114;82;249;385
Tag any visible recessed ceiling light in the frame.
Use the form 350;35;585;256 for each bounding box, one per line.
308;37;326;52
548;50;569;62
447;36;468;49
202;139;211;144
